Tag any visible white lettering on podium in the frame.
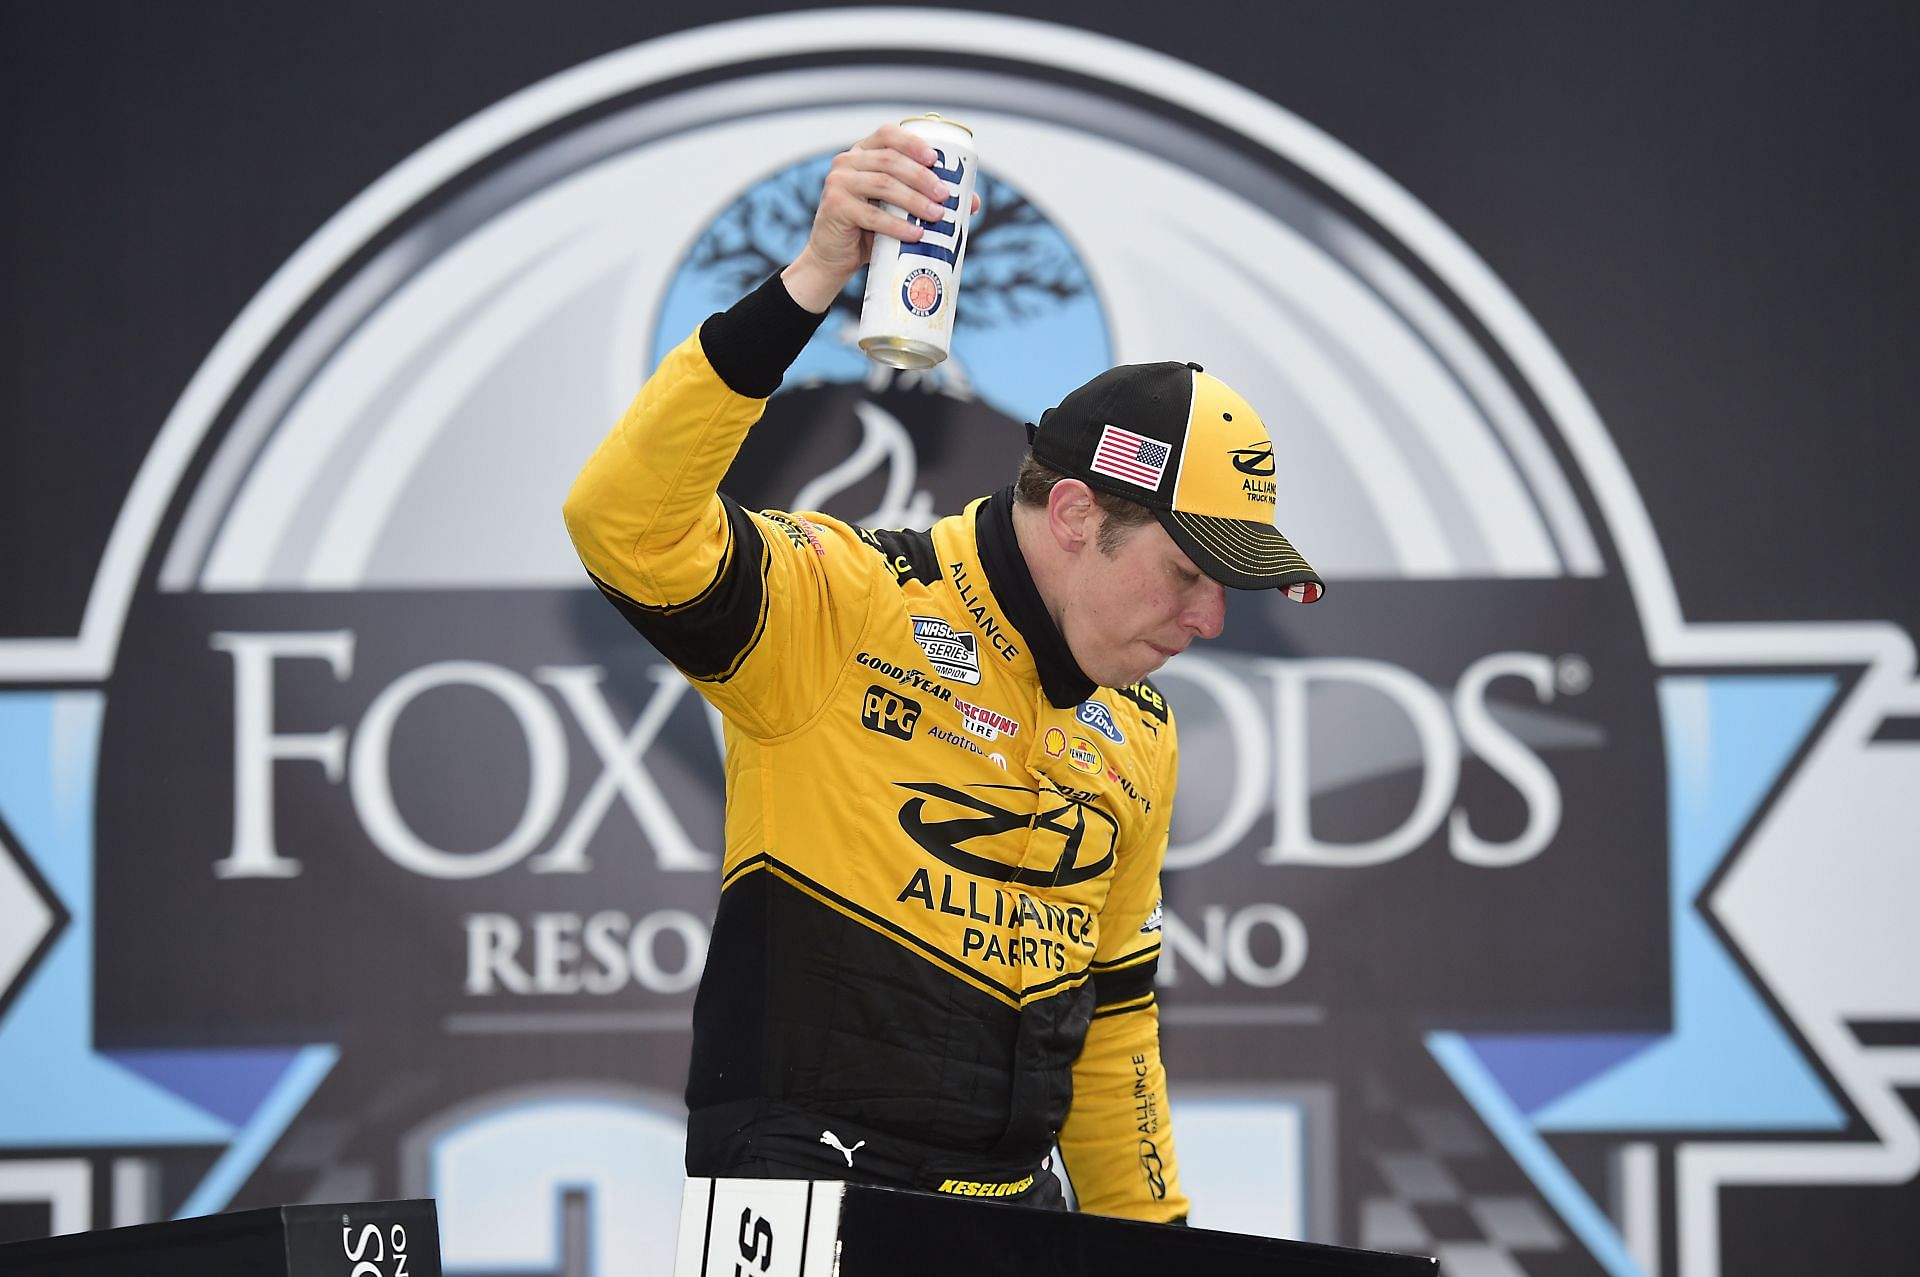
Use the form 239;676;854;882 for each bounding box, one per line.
340;1221;409;1277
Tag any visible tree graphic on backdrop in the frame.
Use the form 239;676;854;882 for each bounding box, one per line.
688;157;1099;529
687;160;1091;338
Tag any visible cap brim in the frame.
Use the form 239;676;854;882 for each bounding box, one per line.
1159;510;1325;601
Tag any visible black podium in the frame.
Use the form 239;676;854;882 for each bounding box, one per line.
0;1199;440;1277
0;1186;1434;1276
674;1178;1437;1276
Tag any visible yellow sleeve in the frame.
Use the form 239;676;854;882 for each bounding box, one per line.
1058;714;1189;1222
561;329;872;737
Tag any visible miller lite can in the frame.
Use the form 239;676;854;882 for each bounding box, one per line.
857;113;978;369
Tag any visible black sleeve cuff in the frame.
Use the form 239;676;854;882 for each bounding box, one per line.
698;271;831;399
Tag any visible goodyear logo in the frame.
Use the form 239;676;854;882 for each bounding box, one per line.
862;686;922;740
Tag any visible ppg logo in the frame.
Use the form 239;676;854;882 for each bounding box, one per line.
1076;700;1125;744
862;686;922;740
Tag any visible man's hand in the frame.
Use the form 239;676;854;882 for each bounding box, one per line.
781;122;978;315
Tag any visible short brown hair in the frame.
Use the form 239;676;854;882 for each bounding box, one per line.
1013;454;1157;555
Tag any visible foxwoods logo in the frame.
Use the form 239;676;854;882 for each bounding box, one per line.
0;12;1913;1277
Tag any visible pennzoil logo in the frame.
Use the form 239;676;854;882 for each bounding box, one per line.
1067;737;1104;775
861;686;921;740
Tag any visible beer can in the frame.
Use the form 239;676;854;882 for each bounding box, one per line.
857;114;978;369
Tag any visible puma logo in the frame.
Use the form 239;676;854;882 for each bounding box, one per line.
819;1130;866;1167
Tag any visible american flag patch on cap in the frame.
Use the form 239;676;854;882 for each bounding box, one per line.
1089;424;1170;490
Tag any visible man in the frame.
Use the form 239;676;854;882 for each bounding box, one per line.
563;122;1322;1222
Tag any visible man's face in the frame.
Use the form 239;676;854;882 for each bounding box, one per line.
1056;515;1229;688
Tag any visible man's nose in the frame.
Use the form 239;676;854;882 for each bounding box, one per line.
1186;579;1227;640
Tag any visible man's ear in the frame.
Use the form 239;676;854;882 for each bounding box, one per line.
1045;479;1098;553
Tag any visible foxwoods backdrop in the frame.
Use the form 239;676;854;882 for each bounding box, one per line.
1;4;1915;1276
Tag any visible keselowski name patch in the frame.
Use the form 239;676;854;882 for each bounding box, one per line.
937;1173;1036;1197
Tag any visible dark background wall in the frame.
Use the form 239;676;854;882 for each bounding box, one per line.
1;3;1914;1273
4;0;1915;640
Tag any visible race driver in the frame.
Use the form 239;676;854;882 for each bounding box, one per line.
562;121;1323;1222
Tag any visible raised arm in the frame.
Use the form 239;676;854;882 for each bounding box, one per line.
560;123;963;731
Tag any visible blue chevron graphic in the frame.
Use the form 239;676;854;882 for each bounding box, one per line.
1434;674;1847;1276
0;691;337;1216
1532;676;1845;1130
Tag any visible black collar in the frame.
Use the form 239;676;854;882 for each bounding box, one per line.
974;487;1096;709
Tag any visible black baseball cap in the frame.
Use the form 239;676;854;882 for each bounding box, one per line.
1029;361;1324;600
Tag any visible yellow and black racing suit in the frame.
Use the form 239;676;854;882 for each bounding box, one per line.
563;275;1187;1222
